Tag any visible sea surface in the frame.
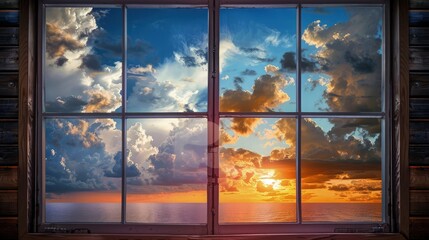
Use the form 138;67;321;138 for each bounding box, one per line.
46;202;382;223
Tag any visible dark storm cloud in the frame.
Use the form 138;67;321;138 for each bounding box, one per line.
45;119;119;193
233;77;244;90
280;51;319;72
45;96;87;113
80;54;103;71
241;69;257;76
55;56;68;67
104;151;141;178
344;51;375;74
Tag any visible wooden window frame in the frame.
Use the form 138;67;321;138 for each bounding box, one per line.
18;0;409;239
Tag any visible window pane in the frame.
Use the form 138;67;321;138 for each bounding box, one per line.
301;7;383;112
219;8;296;112
301;118;382;222
126;118;207;223
45;118;122;222
219;118;296;223
126;8;208;112
44;7;123;113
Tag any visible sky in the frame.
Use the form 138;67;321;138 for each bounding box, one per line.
43;5;384;222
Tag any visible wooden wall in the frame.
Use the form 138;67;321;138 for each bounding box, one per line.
0;0;426;239
409;0;429;239
0;0;20;239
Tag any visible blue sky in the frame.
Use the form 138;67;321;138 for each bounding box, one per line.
43;5;384;206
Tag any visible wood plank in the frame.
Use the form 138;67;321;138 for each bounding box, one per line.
22;233;407;240
0;167;17;189
409;47;429;70
410;190;429;216
0;73;18;96
0;146;18;166
410;167;429;189
409;146;429;165
0;218;18;240
19;0;36;237
410;99;429;118
0;121;18;144
410;27;429;46
410;73;429;97
0;28;19;46
392;0;409;237
0;190;17;216
0;10;18;27
410;0;429;9
409;122;429;144
0;98;18;118
0;47;18;70
410;10;429;27
410;217;429;240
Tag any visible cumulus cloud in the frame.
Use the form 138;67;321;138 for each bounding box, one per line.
220;65;291;135
127;42;208;112
45;7;122;113
280;51;319;72
302;7;382;113
45;119;120;193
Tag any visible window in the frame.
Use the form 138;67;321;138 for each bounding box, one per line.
38;0;389;235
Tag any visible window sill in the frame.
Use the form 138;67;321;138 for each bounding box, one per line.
22;233;407;240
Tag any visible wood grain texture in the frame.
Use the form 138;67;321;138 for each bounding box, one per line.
409;217;429;240
410;99;429;118
19;0;36;237
409;47;429;70
0;121;18;144
410;0;429;9
409;121;429;143
410;167;429;189
0;190;17;216
0;167;17;189
21;233;407;240
410;190;429;216
409;27;429;46
392;0;410;237
409;146;429;165
410;10;429;27
410;73;429;96
0;73;18;96
0;218;18;240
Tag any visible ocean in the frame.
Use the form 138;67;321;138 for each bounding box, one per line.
46;202;381;223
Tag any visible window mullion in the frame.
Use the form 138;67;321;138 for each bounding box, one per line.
296;3;303;224
121;4;128;225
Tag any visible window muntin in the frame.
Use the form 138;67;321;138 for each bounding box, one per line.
39;1;388;234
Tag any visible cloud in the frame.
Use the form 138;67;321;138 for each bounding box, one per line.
45;119;121;193
280;51;319;72
80;54;102;71
45;7;123;113
241;69;257;76
220;65;291;135
302;7;382;114
127;42;208;112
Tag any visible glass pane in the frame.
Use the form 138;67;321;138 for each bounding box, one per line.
45;118;122;222
127;8;208;112
301;7;383;112
126;118;207;223
44;7;123;113
219;118;296;223
220;8;296;112
301;118;382;222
